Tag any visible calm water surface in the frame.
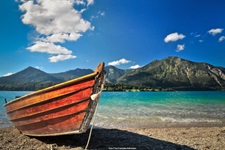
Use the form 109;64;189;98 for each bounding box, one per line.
0;91;225;128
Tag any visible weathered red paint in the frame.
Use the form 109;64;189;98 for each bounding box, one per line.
4;62;105;136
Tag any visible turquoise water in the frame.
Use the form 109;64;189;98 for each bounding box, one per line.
96;91;225;128
0;91;32;128
1;91;225;128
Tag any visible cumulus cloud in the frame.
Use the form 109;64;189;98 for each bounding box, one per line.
49;54;76;63
27;41;73;55
219;36;225;42
18;0;94;62
176;44;185;52
130;65;141;69
108;58;131;66
208;28;223;36
45;33;82;43
74;0;86;5
164;32;185;43
3;73;14;77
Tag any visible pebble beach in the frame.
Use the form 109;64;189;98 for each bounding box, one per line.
0;126;224;150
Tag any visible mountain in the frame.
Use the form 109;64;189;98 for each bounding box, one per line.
105;65;126;83
0;67;93;91
0;67;62;84
1;56;225;91
114;56;225;90
51;69;93;81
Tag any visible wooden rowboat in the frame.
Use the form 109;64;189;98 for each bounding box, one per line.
4;62;105;136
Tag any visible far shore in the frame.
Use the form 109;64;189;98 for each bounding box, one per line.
0;126;224;149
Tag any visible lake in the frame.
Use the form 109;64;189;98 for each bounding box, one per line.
1;91;225;128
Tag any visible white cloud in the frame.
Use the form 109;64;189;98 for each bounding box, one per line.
19;0;92;35
108;58;131;66
208;28;223;36
45;33;82;43
176;44;185;52
18;0;94;62
27;41;73;55
27;41;77;62
35;66;43;69
130;65;141;69
74;0;85;5
3;73;13;77
164;32;185;43
219;36;225;42
87;0;94;6
49;54;77;63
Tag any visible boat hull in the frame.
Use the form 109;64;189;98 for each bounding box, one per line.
5;63;105;136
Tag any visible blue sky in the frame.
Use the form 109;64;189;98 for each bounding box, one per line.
1;0;225;77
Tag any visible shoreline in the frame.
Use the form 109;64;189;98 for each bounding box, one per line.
94;116;225;130
0;126;224;150
1;121;225;130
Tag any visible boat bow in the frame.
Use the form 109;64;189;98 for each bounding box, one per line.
4;62;105;136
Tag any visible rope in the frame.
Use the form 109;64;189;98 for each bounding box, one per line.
84;102;99;150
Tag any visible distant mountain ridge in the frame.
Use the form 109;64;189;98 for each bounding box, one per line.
0;67;93;90
105;56;225;90
0;67;62;83
0;67;93;84
1;56;225;91
51;68;94;81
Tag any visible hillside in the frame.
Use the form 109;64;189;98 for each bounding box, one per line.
105;65;126;83
1;56;225;91
51;69;93;81
0;67;93;91
113;57;225;90
0;67;62;84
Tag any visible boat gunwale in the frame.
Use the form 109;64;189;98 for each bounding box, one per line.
4;72;97;106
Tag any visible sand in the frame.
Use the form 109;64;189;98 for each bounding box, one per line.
0;126;224;150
